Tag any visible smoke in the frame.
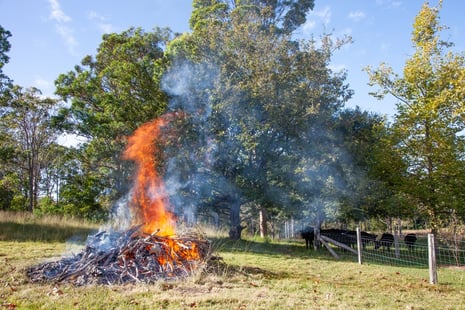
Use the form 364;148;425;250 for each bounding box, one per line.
158;57;356;230
103;194;133;231
159;60;221;226
161;60;218;119
103;54;355;236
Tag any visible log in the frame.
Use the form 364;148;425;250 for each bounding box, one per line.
319;237;339;259
320;235;357;255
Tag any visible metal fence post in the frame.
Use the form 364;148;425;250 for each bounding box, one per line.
356;226;362;264
428;233;438;284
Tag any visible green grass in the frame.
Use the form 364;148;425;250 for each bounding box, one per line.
1;215;465;309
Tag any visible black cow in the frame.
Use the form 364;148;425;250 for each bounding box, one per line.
339;230;377;249
322;229;357;249
375;233;394;251
300;227;314;249
404;233;417;251
301;227;357;249
360;231;377;249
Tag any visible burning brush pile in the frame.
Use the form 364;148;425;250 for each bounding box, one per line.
27;114;213;285
26;226;211;285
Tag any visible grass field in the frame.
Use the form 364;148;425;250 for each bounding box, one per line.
1;212;465;309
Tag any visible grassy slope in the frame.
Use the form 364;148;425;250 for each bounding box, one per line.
1;214;464;309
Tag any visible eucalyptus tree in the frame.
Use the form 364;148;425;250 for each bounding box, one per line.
0;86;58;212
54;27;174;210
0;25;11;94
167;1;352;238
366;1;465;233
189;0;315;35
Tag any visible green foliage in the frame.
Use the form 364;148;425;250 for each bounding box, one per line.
166;1;353;237
0;25;12;93
0;86;58;212
189;0;315;35
53;27;174;211
35;196;60;215
366;1;465;232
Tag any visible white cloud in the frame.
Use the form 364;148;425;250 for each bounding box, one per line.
348;11;366;22
88;10;115;34
376;0;402;8
33;77;52;90
47;0;78;56
302;20;316;32
312;6;332;26
55;24;78;56
88;10;103;21
98;23;115;34
48;0;71;23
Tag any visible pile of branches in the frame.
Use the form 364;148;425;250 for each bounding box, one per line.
26;226;211;286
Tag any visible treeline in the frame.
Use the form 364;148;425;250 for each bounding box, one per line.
1;1;464;239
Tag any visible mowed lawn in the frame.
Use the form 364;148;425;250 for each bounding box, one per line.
1;215;464;309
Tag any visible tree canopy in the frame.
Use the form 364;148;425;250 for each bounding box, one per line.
3;1;465;238
366;1;465;233
0;25;12;95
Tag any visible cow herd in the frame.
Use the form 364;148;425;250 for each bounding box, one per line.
300;227;418;252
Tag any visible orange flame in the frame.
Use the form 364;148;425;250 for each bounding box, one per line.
123;114;178;236
154;238;202;267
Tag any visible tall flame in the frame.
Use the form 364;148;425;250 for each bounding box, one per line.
123;114;177;236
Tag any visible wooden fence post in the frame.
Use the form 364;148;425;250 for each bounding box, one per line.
428;233;438;285
356;227;362;264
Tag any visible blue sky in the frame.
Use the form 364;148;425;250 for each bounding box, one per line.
1;0;464;118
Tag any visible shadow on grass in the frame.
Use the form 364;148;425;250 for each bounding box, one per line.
0;221;98;243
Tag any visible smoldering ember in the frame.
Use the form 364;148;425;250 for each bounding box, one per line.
26;114;213;285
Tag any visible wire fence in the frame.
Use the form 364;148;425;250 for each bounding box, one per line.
360;234;465;267
313;229;465;285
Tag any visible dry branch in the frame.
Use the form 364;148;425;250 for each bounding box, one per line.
26;227;211;286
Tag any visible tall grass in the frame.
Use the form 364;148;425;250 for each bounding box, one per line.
0;211;99;243
1;214;464;309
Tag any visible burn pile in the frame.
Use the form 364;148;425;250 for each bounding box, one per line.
26;226;211;285
27;113;213;285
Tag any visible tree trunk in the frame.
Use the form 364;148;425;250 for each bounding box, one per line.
27;156;34;213
259;207;268;238
229;198;243;240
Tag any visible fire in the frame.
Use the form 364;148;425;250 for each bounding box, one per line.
153;237;202;267
123;113;178;236
27;113;211;285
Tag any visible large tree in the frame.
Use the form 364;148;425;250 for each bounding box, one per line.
166;1;352;238
54;27;174;208
366;1;465;233
0;86;58;212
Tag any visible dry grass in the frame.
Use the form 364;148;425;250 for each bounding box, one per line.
1;215;465;309
0;211;99;243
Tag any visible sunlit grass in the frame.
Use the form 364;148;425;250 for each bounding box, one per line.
0;211;99;243
0;214;464;309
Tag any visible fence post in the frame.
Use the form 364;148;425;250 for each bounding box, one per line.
428;233;438;284
394;231;400;259
356;226;362;264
